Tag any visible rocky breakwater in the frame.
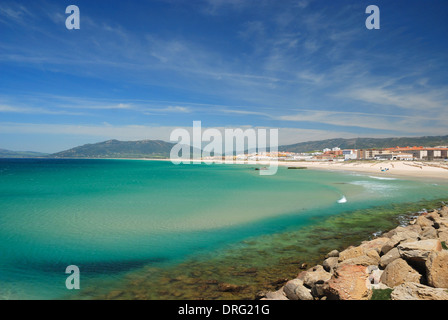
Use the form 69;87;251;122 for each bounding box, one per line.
260;206;448;300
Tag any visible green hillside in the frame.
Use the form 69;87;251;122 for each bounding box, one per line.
51;139;175;159
0;149;48;158
279;135;448;153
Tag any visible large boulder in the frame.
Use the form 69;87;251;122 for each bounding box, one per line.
360;237;390;254
323;257;339;273
324;265;372;300
415;215;434;228
311;280;326;298
436;218;448;230
383;226;420;239
381;229;420;255
420;227;438;240
381;235;402;255
282;279;303;300
295;284;314;300
391;282;448;300
262;289;288;300
437;230;448;243
325;250;339;258
426;210;441;222
397;239;442;266
379;247;401;268
338;246;365;262
301;265;332;288
339;249;380;267
425;250;448;288
439;206;448;218
380;258;421;288
283;279;313;300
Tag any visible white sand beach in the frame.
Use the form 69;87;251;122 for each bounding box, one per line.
142;158;448;179
279;160;448;179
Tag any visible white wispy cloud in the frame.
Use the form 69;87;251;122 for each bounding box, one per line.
0;104;85;116
345;86;448;111
0;3;33;25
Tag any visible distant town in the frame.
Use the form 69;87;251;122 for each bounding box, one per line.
204;146;448;162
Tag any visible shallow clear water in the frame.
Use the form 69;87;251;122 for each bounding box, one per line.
0;159;447;299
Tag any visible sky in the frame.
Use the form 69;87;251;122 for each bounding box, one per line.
0;0;447;153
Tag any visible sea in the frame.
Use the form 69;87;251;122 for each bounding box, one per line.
0;158;447;300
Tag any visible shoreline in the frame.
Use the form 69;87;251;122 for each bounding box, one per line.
279;160;448;180
260;204;448;300
130;158;448;180
20;157;448;180
91;198;448;300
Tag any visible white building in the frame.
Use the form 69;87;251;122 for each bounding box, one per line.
342;149;358;160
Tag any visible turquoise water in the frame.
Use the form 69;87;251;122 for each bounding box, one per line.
0;159;447;299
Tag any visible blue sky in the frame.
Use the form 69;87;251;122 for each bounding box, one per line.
1;0;447;152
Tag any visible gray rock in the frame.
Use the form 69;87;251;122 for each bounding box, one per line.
263;289;288;300
322;257;339;273
283;279;303;300
302;266;332;288
310;281;326;298
325;249;339;258
295;283;314;300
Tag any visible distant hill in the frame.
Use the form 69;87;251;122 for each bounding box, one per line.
11;134;448;159
0;148;48;158
51;139;175;159
278;135;448;153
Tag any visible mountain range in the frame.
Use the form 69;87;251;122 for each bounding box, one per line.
278;135;448;153
1;134;448;159
0;149;48;158
51;139;174;159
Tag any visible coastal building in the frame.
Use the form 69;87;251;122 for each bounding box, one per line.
385;146;448;160
315;149;343;160
291;154;314;161
374;153;414;161
342;149;358;160
354;146;448;161
358;149;389;160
